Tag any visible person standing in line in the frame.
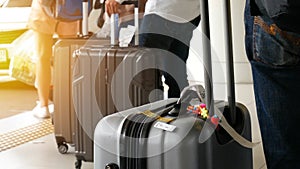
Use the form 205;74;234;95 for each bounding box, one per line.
244;0;300;168
28;0;79;118
28;0;56;119
105;0;201;98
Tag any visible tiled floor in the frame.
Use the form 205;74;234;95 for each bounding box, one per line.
0;112;94;169
0;74;93;169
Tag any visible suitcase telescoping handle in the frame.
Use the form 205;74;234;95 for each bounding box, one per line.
223;0;236;125
200;0;260;149
201;0;236;125
110;0;139;46
200;0;214;119
82;0;89;37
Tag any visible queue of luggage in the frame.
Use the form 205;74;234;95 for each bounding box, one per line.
49;0;255;169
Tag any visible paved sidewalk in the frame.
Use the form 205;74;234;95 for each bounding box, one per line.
0;69;37;119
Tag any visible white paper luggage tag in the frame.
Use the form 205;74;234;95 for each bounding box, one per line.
154;122;176;132
119;25;136;47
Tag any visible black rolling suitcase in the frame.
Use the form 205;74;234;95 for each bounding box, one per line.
71;3;164;168
93;0;258;168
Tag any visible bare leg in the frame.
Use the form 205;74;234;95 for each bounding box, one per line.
32;30;53;117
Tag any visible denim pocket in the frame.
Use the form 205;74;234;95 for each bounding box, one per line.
253;17;300;67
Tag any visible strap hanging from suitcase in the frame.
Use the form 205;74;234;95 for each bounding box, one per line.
180;84;260;149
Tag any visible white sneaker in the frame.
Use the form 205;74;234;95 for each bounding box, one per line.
32;104;50;119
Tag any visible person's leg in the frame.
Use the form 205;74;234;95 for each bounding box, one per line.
164;39;189;98
140;24;183;97
251;61;300;169
140;14;200;98
139;14;173;49
139;14;175;97
165;15;200;98
32;30;53;118
249;15;300;169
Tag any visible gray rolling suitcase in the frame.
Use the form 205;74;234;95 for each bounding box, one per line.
52;0;110;155
93;89;253;169
52;38;109;154
93;0;255;168
53;38;86;154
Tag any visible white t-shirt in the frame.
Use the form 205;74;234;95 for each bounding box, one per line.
116;0;201;23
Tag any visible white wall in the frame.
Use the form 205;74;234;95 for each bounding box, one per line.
187;0;252;85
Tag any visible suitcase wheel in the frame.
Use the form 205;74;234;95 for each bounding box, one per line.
105;163;119;169
75;160;82;169
58;143;68;154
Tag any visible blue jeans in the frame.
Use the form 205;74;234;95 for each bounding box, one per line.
244;0;300;168
139;14;200;98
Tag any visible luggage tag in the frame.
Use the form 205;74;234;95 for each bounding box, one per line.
110;7;139;46
119;25;136;47
154;122;176;132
